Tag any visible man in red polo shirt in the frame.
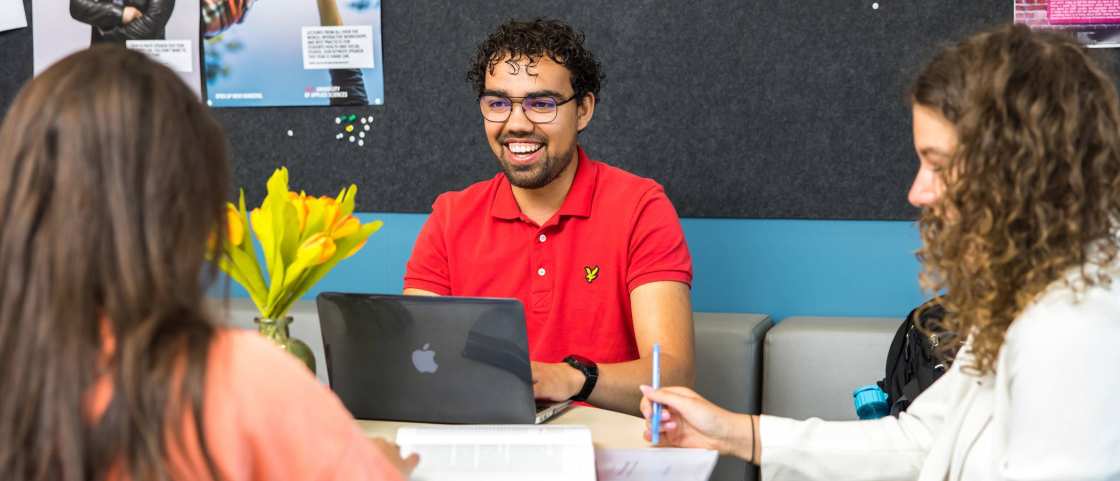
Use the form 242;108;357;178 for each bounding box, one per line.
404;18;693;415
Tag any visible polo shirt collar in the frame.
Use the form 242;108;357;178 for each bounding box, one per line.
490;146;598;221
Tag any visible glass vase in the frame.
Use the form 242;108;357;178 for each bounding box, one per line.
254;316;317;375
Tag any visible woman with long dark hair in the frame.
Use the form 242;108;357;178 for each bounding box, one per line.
641;24;1120;480
0;46;416;481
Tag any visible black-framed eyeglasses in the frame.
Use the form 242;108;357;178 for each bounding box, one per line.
479;94;578;124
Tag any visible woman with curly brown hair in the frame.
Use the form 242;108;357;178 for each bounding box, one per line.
640;24;1120;481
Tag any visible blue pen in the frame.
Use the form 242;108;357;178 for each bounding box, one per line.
651;343;662;445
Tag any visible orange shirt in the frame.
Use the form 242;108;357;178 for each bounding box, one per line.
89;330;404;481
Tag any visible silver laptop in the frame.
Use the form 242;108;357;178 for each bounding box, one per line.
316;293;570;424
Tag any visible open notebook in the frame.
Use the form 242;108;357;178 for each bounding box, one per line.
396;425;595;481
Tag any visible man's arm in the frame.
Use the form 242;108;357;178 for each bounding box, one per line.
403;195;451;295
314;0;369;105
70;0;126;29
316;0;342;26
534;280;694;415
100;0;174;40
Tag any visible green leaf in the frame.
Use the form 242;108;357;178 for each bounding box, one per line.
338;184;357;219
264;250;287;319
215;253;248;286
259;167;300;280
268;267;313;320
233;190;268;308
227;246;267;308
301;198;329;243
277;201;301;267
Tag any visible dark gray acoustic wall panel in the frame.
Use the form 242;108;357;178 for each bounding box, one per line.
0;2;1028;218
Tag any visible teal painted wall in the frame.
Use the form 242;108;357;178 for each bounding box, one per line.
220;213;929;321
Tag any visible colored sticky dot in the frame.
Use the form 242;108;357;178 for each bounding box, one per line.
347;114;357;122
345;125;354;132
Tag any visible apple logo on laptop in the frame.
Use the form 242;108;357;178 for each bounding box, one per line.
412;343;438;373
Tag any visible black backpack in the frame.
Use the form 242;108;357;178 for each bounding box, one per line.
877;299;958;416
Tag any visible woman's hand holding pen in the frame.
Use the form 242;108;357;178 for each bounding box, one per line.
639;385;760;463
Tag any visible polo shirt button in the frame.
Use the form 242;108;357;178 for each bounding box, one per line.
537;267;546;276
539;234;547;243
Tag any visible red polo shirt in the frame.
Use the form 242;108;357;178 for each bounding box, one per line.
404;148;692;363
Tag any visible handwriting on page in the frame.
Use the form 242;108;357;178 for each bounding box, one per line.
596;448;718;481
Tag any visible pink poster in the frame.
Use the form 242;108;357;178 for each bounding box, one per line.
1016;0;1120;47
1048;0;1120;25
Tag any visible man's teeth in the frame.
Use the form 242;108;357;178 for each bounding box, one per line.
508;143;543;154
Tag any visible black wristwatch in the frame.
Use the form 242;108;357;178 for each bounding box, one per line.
563;354;599;402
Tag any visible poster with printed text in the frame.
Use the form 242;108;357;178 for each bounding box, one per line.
32;0;203;94
0;0;28;33
202;0;384;107
1015;0;1120;48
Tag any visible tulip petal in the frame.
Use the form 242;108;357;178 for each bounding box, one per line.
283;219;383;305
331;216;360;239
226;203;244;247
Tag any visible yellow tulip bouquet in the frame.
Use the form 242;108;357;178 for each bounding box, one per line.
215;167;382;372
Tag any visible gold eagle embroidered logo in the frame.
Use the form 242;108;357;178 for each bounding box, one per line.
584;265;600;284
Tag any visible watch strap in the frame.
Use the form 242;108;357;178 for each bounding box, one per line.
564;355;599;402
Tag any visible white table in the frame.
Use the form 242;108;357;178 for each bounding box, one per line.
357;405;649;449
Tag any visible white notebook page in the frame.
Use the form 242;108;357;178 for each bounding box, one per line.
397;425;595;481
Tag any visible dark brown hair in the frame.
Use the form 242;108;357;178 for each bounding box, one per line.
0;46;230;480
467;18;604;102
913;24;1120;375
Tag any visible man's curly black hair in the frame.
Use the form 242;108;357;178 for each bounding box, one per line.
467;18;603;103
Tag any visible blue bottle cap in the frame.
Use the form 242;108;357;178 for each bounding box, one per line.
853;384;889;420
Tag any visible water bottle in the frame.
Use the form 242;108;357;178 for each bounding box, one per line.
853;384;890;420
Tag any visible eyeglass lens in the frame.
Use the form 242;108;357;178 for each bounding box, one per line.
480;96;560;123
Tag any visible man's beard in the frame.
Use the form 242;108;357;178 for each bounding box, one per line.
497;143;574;189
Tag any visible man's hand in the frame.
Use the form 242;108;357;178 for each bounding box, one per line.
122;6;142;24
370;437;420;476
531;361;583;402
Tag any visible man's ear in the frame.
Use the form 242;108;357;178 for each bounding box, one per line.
576;92;596;133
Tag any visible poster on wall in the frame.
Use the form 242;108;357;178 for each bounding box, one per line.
31;0;203;94
202;0;384;108
1015;0;1120;48
0;0;28;33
